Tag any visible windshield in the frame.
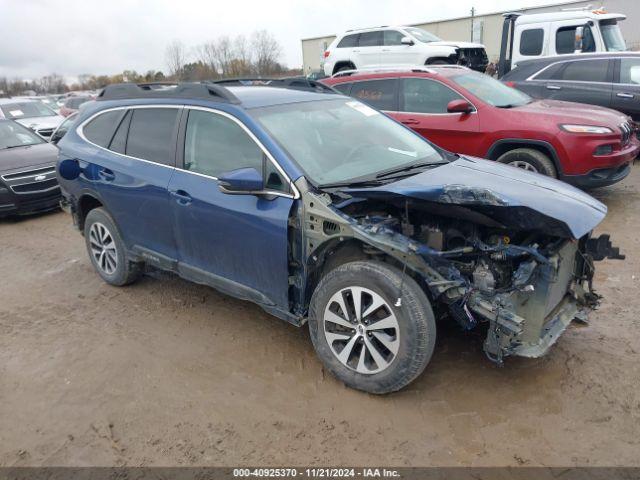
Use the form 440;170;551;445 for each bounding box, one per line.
0;120;44;149
600;20;627;51
0;101;57;119
452;72;532;107
405;27;441;43
251;99;444;186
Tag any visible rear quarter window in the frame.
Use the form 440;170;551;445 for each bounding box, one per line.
337;34;359;48
83;110;124;147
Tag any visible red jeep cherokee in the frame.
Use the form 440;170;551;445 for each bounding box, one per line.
322;66;638;188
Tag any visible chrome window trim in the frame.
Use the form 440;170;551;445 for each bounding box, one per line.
77;104;299;200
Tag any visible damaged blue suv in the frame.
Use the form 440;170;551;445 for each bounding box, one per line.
57;80;624;393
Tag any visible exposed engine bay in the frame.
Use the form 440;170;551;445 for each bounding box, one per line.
292;169;625;364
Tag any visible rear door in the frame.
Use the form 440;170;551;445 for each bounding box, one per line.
392;77;481;154
612;57;640;120
541;58;613;108
80;106;180;262
167;107;294;309
355;31;383;67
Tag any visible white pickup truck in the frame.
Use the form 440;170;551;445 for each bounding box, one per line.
497;7;627;77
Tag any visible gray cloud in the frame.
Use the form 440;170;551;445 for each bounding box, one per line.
0;0;552;79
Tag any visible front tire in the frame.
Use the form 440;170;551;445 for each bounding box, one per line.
497;148;557;177
309;261;436;394
84;207;141;286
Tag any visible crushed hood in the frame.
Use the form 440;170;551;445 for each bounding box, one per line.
429;41;485;49
344;156;606;239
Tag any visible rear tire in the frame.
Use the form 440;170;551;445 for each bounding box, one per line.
308;261;436;394
497;148;557;177
84;207;141;286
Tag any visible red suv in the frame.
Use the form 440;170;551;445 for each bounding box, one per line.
322;66;639;188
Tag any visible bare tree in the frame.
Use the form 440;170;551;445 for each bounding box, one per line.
165;40;187;79
251;30;283;76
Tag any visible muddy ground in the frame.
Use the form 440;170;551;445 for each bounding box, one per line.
1;167;639;467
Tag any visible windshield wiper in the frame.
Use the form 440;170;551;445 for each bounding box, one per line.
318;179;386;189
375;161;442;179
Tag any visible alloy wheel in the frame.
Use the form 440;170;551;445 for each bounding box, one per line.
89;222;118;275
508;160;538;172
323;286;400;374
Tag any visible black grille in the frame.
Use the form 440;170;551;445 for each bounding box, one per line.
12;178;58;193
620;122;633;146
36;128;54;138
1;166;58;195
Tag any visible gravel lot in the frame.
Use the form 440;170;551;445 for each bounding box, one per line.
1;166;639;467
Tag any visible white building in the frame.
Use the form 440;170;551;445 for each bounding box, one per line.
300;0;640;73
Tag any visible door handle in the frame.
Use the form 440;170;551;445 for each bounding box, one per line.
617;92;635;99
546;85;562;90
170;189;192;205
401;119;420;125
353;49;360;53
98;169;115;181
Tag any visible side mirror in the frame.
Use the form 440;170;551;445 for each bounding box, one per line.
447;99;474;114
218;167;263;194
574;26;585;52
400;36;414;46
58;158;82;180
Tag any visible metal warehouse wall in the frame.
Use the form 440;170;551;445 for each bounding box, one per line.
301;0;640;73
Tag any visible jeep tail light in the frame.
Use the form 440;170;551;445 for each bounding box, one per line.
323;51;330;58
504;81;516;88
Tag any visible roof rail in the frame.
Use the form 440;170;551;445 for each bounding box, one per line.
212;77;337;94
97;82;241;104
331;66;438;78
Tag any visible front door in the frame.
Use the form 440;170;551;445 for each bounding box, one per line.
168;108;294;309
391;77;481;155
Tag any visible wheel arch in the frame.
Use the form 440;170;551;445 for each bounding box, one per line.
332;61;356;75
486;139;564;176
77;192;106;232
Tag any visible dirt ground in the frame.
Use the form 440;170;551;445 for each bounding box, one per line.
1;167;639;468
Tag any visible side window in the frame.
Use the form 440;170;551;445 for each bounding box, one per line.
109;110;132;154
125;108;179;165
401;78;465;114
555;59;609;83
358;31;383;47
520;29;544;56
83;110;124;147
337;34;358;48
184;110;289;193
333;82;353;95
350;79;398;111
620;58;640;84
556;26;594;54
533;62;564;80
383;30;405;46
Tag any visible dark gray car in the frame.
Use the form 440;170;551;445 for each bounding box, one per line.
502;52;640;121
0;119;60;217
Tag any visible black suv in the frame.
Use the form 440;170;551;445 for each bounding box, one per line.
502;53;640;121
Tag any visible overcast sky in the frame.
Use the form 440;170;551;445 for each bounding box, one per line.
0;0;555;80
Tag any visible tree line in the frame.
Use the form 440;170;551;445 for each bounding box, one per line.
0;30;299;96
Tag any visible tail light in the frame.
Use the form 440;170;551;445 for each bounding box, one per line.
323;51;330;58
504;81;516;88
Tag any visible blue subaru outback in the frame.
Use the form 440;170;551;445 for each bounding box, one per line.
56;80;623;393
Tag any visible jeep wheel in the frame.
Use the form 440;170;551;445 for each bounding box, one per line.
309;261;436;394
84;207;141;286
497;148;557;177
